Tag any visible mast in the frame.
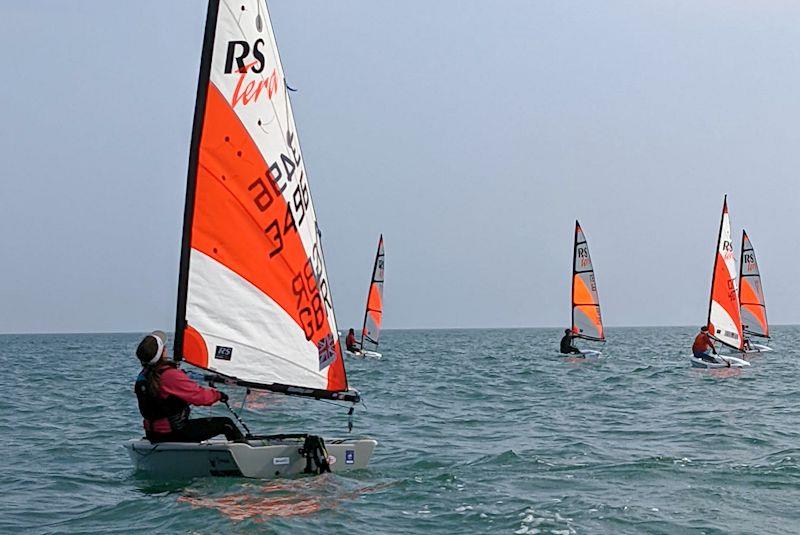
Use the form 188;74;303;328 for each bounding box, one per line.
175;0;220;362
570;220;577;337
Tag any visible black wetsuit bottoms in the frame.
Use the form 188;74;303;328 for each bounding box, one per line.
147;417;244;443
560;336;582;355
693;352;718;363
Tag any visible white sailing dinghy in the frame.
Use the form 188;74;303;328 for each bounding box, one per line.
568;221;605;357
738;230;772;353
126;0;376;478
345;235;385;359
689;197;750;369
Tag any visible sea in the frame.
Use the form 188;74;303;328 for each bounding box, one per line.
1;327;799;534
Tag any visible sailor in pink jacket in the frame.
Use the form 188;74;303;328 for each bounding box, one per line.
134;331;245;443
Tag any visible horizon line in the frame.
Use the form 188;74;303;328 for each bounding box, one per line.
1;323;798;336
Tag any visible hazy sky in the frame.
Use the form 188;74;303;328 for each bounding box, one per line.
1;1;799;334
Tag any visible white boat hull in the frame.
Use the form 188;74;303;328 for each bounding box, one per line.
688;354;750;368
559;349;602;358
126;436;377;479
345;349;382;359
743;343;772;354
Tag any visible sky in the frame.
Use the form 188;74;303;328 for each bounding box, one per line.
1;1;800;334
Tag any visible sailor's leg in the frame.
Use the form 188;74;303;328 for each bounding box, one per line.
175;417;245;442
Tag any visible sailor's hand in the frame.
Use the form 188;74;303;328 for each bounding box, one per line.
218;391;229;403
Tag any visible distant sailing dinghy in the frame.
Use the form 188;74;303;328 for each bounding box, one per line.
345;235;385;359
568;221;605;357
126;0;376;478
689;197;750;369
738;230;772;353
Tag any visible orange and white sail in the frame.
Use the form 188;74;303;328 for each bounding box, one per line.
360;235;385;351
738;230;769;338
174;0;354;401
706;196;743;350
571;221;604;341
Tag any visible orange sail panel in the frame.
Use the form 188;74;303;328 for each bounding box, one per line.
706;197;743;350
174;0;351;398
360;235;385;351
738;230;769;338
571;221;604;341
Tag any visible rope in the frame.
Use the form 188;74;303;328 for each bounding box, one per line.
222;399;252;438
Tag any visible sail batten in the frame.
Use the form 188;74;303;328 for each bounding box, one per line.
360;235;385;351
738;230;769;339
706;196;744;351
174;0;353;398
571;221;604;341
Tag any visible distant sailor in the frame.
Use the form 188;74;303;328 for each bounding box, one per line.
346;328;360;353
692;326;726;365
134;331;244;443
560;329;582;355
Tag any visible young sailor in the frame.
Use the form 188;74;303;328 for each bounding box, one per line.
692;326;725;365
560;329;582;355
134;331;244;443
346;328;360;352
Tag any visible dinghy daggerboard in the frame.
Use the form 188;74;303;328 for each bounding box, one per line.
738;230;769;339
571;221;604;342
706;196;744;351
360;235;385;352
172;0;358;403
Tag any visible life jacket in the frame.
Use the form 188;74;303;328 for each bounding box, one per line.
135;365;190;432
692;332;712;354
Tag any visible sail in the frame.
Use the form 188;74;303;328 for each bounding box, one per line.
571;221;604;341
706;196;743;350
739;230;769;338
174;0;354;401
360;235;385;351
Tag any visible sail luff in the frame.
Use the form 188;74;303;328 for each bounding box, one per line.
175;0;221;361
570;220;577;339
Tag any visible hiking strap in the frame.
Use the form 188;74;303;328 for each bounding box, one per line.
301;435;331;474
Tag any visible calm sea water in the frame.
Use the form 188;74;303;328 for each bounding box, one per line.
1;327;799;534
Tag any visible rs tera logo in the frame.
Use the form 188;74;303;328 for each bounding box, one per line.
225;40;279;109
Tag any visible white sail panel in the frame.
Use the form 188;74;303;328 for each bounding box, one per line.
176;0;349;395
571;221;604;341
707;197;743;350
186;251;332;388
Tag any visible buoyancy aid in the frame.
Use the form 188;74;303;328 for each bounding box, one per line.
135;365;190;432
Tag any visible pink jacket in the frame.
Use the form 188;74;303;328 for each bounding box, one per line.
144;367;221;434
